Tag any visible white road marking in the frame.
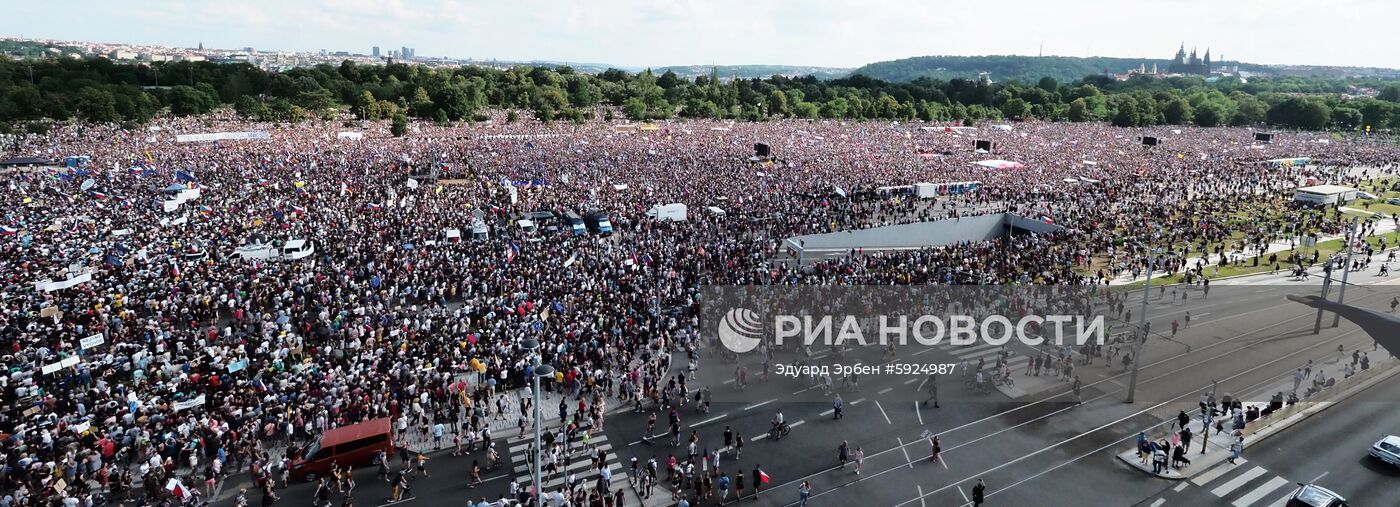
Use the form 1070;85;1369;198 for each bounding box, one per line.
375;497;417;507
917;485;927;507
850;398;867;405
878;387;894;395
915;402;923;425
905;378;920;385
1265;491;1297;507
691;414;727;428
1233;477;1290;507
1150;499;1166;507
957;486;970;504
876;401;892;425
897;437;913;469
744;399;776;411
1173;482;1189;492
1192;459;1247;486
1308;471;1328;483
1211;466;1268;497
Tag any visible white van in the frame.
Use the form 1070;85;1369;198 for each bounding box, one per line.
233;239;314;262
281;239;315;260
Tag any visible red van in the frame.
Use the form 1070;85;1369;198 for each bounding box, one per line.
291;418;394;482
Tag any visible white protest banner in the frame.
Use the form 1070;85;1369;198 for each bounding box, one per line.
81;333;105;350
175;131;270;143
227;360;248;373
173;395;207;411
41;362;63;374
60;356;80;367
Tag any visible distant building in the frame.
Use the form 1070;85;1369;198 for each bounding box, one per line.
372;46;380;57
1168;43;1212;75
401;46;414;59
108;49;136;60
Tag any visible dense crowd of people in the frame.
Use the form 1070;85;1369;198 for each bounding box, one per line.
1;111;1398;506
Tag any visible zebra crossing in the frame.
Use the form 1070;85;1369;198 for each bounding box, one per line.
1188;461;1302;507
506;432;632;498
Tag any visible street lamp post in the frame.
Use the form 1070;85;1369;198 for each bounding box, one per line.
521;339;555;507
1126;247;1172;404
1332;217;1360;328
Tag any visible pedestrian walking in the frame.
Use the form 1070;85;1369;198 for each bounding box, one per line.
1228;437;1244;465
929;435;941;463
833;393;844;419
798;480;812;507
854;447;865;474
972;479;986;506
838;440;849;469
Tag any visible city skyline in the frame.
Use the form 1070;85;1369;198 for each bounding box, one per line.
3;0;1397;70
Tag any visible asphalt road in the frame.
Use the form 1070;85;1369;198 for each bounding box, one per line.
1137;371;1400;507
208;265;1400;507
603;267;1400;507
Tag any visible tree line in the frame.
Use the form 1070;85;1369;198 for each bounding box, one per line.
2;56;1400;135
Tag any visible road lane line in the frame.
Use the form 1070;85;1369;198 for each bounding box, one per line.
691;414;727;428
897;437;912;469
918;485;927;507
1234;476;1290;507
1210;466;1268;497
763;305;1383;503
878;387;894;395
744;399;776;411
915;402;923;425
905;378;920;385
1308;471;1328;483
1265;492;1295;507
1150;499;1166;507
1173;482;1188;492
957;486;969;504
876;401;892;425
849;398;866;405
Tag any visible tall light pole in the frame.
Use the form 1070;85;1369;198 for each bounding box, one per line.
1126;247;1174;403
521;339;554;506
1332;216;1360;328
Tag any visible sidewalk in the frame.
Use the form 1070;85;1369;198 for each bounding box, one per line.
1116;352;1399;479
1106;217;1399;287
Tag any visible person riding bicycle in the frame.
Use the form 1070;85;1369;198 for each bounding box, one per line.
975;369;985;388
772;410;785;431
486;443;500;468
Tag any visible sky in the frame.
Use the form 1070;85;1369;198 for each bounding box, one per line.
4;0;1396;69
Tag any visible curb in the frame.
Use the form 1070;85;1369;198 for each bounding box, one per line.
1115;362;1400;480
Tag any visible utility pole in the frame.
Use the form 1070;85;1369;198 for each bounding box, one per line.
1332;216;1360;328
1125;250;1156;404
1313;260;1334;335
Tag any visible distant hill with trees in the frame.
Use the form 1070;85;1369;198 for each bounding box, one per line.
3;55;1400;136
851;55;1277;83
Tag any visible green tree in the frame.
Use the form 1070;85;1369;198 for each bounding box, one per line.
267;98;304;123
1000;97;1030;119
768;90;790;117
168;85;213;116
1380;85;1400;103
1067;98;1090;122
1112;97;1138;128
75;87;119;123
621;97;647;120
409;87;435;118
391;113;408;136
234;96;267;120
1332;107;1362;130
1162;98;1194;125
354;91;380;120
1193;102;1225;127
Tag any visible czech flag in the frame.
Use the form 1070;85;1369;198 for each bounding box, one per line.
290;205;307;216
0;225;18;236
89;191;108;200
199;205;213;216
1039;215;1055;224
367;202;383;210
759;470;770;484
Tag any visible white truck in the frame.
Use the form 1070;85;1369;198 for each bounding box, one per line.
647;203;688;222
